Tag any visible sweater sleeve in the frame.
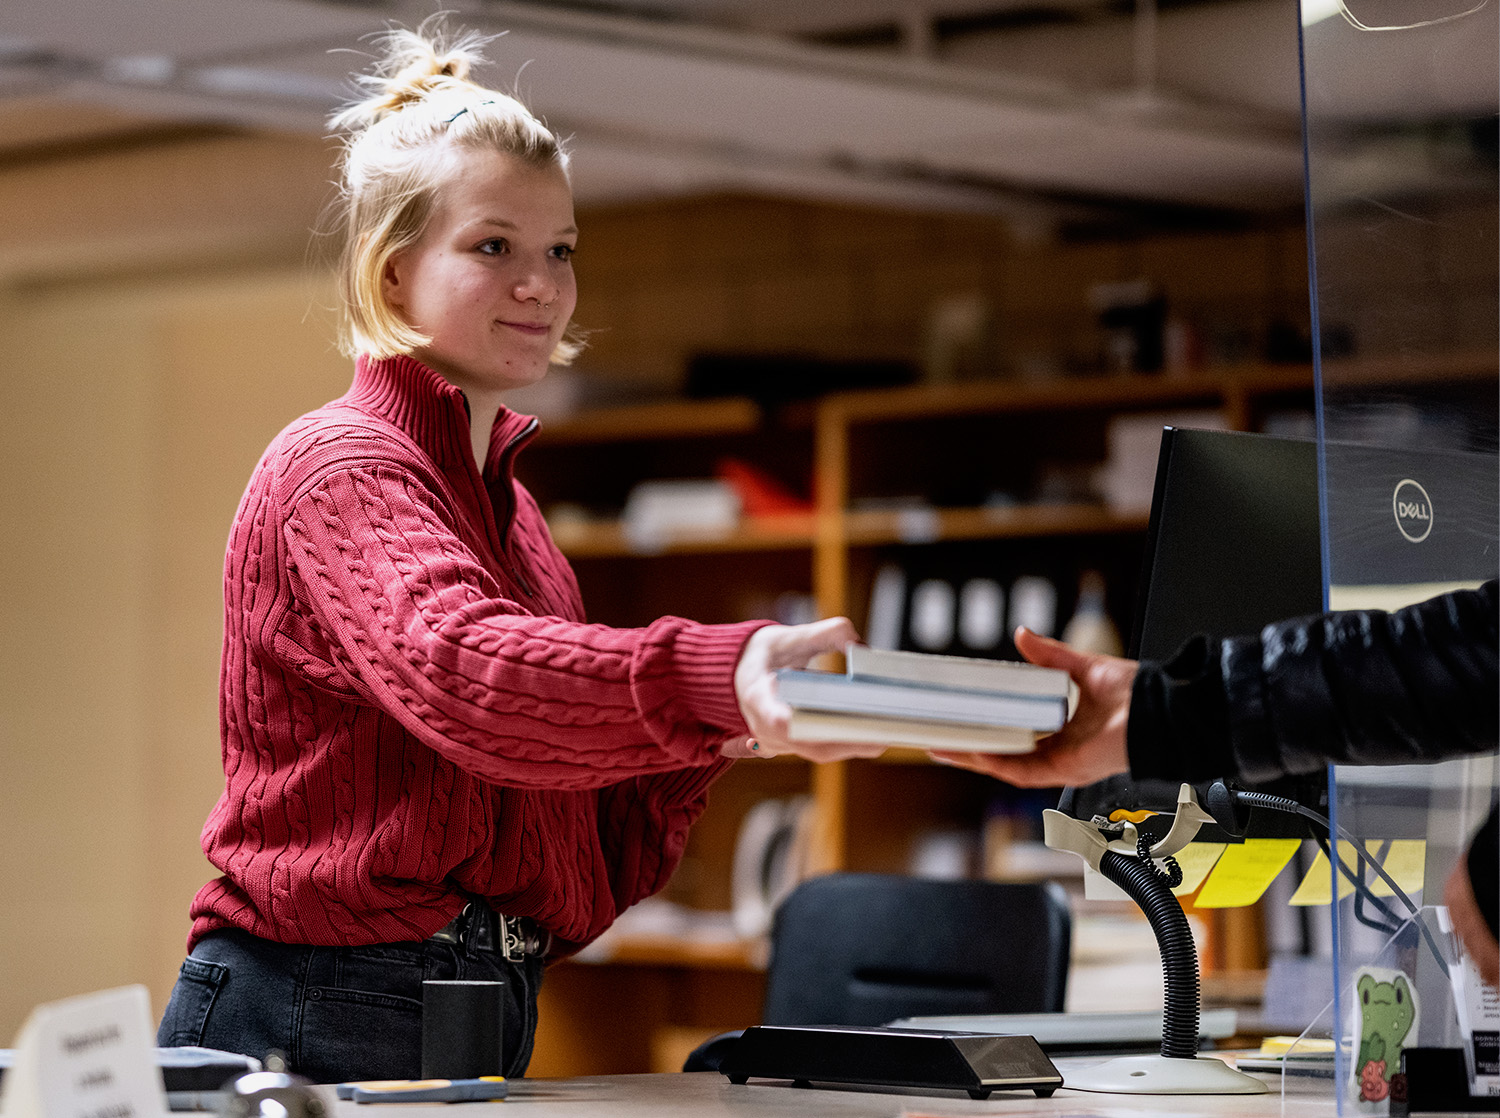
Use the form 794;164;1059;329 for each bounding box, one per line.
1128;580;1499;785
280;462;765;790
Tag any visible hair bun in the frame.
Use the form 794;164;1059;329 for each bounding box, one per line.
332;20;495;131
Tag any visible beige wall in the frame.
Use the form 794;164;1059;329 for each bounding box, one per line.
0;270;351;1036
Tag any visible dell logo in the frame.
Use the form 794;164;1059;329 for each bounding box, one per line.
1392;478;1433;543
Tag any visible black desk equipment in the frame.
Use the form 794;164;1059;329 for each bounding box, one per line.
720;1025;1061;1100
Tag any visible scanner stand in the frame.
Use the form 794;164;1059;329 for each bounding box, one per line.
1043;785;1267;1095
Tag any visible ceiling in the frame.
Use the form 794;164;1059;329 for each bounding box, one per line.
0;0;1494;226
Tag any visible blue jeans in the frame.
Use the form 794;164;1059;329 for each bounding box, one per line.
156;918;544;1085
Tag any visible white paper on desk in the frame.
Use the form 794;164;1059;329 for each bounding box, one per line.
0;984;168;1118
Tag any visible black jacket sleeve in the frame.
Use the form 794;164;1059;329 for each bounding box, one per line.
1127;579;1498;786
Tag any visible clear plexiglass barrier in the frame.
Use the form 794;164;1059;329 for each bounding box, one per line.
1300;0;1498;1111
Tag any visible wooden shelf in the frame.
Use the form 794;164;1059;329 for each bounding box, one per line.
570;934;763;971
814;353;1496;425
844;503;1149;545
535;396;761;445
554;505;1149;558
533;353;1494;450
828;368;1236;423
1321;349;1499;390
553;512;817;558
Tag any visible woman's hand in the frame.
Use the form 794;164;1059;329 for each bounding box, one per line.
732;618;888;762
933;626;1137;787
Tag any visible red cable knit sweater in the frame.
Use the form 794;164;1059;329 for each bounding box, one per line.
188;355;763;953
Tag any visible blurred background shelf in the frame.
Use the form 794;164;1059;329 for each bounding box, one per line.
580;934;764;971
537;396;764;444
843;503;1149;545
526;350;1496;1076
551;513;819;557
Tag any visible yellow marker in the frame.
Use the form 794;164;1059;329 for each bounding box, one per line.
1192;839;1301;908
1369;839;1425;897
339;1077;508;1104
1168;842;1227;897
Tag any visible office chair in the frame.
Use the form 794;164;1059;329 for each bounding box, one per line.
683;872;1071;1072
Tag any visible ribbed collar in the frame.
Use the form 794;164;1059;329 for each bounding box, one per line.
347;353;538;479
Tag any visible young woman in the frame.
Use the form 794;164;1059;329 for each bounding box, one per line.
155;21;877;1083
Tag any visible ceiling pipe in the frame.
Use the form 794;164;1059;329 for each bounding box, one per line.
1133;0;1159;95
899;5;937;59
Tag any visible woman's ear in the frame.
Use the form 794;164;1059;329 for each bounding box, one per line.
381;252;405;313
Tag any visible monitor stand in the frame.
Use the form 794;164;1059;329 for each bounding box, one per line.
1043;791;1267;1095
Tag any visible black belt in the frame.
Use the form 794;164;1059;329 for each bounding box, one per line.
428;902;550;961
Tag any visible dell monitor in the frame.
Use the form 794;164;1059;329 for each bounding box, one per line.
1061;425;1498;840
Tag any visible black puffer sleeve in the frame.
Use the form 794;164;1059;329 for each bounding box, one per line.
1128;581;1498;785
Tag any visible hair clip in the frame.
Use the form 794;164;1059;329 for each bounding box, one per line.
443;100;497;125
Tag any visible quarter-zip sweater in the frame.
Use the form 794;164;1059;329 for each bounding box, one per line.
189;354;763;953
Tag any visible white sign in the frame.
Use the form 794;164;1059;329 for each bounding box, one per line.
1449;945;1500;1098
0;985;167;1118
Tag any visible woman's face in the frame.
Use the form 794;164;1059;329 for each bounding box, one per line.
384;148;577;399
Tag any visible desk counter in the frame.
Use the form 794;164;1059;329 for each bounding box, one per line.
324;1064;1335;1116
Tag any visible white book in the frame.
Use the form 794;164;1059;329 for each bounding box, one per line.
775;669;1067;732
844;643;1069;699
786;709;1040;754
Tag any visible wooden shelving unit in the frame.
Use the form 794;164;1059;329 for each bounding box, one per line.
523;352;1498;1077
538;396;763;444
548;512;817;558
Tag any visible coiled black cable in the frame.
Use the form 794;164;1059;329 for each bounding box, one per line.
1136;830;1184;889
1099;847;1200;1059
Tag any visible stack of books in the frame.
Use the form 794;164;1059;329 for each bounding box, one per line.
776;644;1072;753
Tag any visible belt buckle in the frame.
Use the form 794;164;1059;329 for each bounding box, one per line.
497;915;550;961
498;915;525;962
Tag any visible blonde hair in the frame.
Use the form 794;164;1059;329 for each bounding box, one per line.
328;17;582;363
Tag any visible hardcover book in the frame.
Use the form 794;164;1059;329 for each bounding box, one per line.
844;644;1070;698
786;709;1041;754
775;668;1066;731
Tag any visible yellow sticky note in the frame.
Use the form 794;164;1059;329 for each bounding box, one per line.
1169;842;1227;896
1288;841;1363;906
1193;839;1301;908
1370;839;1425;897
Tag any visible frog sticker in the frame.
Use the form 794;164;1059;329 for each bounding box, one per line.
1353;967;1419;1107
